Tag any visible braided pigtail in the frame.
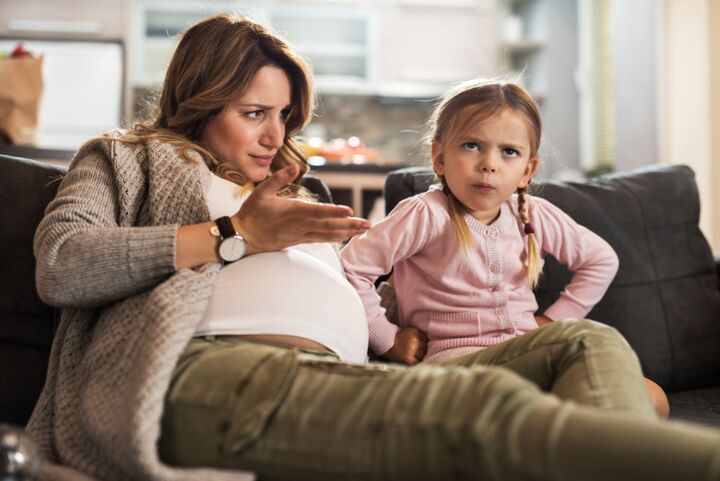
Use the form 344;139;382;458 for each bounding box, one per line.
439;176;473;253
517;187;542;288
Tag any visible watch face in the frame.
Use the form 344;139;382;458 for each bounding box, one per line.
219;236;247;262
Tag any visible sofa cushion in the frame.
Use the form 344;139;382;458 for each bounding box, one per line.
667;388;720;427
0;154;66;425
534;165;720;391
0;155;66;349
384;165;720;392
0;341;51;425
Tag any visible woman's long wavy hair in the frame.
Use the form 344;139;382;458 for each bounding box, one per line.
427;79;543;287
117;13;315;195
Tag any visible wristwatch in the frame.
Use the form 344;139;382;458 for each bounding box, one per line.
211;216;247;263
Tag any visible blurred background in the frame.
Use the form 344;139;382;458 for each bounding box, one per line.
0;0;718;247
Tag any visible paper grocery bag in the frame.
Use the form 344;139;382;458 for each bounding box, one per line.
0;55;44;145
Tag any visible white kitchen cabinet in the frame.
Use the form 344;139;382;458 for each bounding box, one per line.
0;0;129;40
272;6;375;93
130;1;375;91
130;0;499;97
374;0;498;97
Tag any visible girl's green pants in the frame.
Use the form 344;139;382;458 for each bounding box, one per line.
159;319;720;480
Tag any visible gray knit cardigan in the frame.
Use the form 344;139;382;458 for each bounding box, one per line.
29;136;254;481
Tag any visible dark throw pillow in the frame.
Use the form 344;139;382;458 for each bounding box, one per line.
534;165;720;391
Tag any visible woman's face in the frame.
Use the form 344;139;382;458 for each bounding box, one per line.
202;65;292;183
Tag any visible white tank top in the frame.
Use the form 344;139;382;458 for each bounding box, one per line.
195;172;369;363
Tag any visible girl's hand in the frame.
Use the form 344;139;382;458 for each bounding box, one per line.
235;165;370;254
382;327;428;365
535;314;554;326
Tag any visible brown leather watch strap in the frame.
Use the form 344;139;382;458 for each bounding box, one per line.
214;216;237;240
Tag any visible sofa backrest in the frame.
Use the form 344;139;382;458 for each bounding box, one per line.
0;155;66;343
0;154;66;424
383;165;720;391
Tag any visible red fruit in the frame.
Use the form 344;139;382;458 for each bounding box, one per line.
10;43;28;58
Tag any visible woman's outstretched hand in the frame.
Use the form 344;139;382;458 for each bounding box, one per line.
382;327;428;365
235;165;370;254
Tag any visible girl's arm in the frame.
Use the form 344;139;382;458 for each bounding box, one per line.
531;196;619;321
341;196;436;355
34;150;178;308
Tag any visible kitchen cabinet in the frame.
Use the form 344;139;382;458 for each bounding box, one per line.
374;0;498;97
0;0;129;40
271;6;376;93
130;0;501;97
130;0;375;91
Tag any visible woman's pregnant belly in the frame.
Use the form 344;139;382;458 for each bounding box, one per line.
196;243;369;363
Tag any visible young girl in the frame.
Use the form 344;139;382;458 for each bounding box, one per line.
342;79;670;419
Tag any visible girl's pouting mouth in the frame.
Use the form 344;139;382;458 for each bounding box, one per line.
472;183;495;192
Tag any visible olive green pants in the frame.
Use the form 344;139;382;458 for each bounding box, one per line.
159;320;720;480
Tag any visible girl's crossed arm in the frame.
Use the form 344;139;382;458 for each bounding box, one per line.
529;196;619;321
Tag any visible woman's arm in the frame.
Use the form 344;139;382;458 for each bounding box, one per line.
37;156;370;308
531;197;619;321
34;149;177;308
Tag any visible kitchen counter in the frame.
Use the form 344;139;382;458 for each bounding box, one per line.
309;162;398;174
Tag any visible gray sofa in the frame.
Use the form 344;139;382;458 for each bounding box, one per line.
2;154;719;428
384;165;720;427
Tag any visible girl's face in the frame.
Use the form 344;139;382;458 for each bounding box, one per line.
432;107;538;224
201;65;292;183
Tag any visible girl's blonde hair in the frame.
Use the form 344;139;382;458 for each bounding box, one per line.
117;13;315;197
427;79;543;287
